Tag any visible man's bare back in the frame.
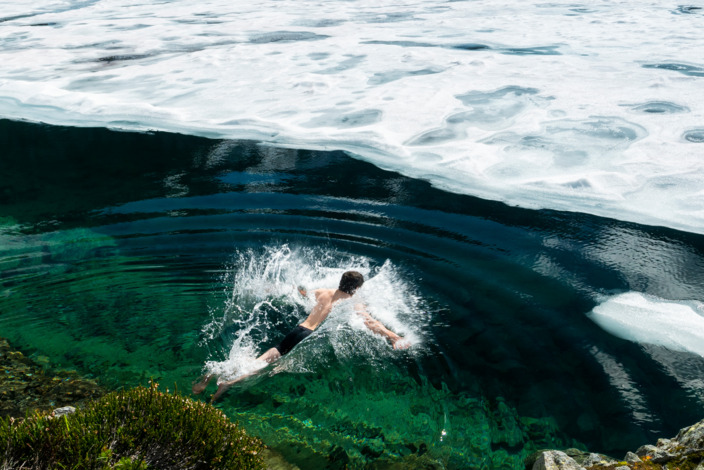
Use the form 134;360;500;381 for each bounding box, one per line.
299;288;351;330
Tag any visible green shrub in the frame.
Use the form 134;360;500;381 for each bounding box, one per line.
0;381;265;469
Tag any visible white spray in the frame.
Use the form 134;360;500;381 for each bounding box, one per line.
202;244;427;382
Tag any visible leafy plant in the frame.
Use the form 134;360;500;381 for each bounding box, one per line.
0;381;264;469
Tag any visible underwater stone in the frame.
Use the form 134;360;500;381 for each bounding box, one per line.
380;454;445;469
361;445;382;459
327;446;350;470
0;337;105;418
260;448;300;470
624;451;641;463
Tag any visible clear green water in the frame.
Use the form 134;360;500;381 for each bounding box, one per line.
1;119;704;469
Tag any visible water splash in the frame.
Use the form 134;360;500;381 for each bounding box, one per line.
202;244;428;382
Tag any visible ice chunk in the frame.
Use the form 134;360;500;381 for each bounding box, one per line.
588;292;704;358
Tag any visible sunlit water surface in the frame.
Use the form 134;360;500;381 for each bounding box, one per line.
1;120;704;469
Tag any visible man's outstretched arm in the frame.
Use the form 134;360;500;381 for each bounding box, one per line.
355;304;409;349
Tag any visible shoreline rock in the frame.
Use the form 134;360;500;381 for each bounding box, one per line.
528;419;704;470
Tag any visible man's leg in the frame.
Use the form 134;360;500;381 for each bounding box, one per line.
210;325;314;401
211;347;282;402
192;374;215;395
256;347;282;364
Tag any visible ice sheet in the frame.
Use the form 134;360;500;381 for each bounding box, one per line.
1;0;703;232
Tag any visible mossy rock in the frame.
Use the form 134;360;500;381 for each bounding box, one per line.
663;452;704;470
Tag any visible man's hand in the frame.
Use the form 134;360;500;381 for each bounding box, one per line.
391;337;411;350
356;303;409;350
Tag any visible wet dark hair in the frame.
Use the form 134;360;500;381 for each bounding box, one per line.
339;271;364;295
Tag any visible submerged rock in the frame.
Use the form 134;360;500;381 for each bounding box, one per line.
0;337;105;417
261;448;301;470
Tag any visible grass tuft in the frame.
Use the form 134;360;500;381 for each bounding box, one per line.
0;381;265;469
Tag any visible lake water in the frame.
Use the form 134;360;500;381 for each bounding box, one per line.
2;0;704;467
1;119;703;469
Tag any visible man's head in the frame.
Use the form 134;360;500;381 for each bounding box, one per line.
339;271;364;295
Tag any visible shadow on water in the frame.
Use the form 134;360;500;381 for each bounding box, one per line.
1;119;704;468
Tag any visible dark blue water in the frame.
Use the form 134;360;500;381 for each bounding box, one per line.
1;119;703;469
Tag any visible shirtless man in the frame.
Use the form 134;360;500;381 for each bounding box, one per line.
193;271;408;402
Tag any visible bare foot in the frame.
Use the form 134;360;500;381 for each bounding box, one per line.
211;379;237;403
192;374;214;395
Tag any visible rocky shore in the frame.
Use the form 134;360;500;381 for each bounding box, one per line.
528;419;704;470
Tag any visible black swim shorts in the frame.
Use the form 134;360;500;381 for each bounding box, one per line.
274;325;313;356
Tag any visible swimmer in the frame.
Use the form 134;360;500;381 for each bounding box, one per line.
193;270;409;402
